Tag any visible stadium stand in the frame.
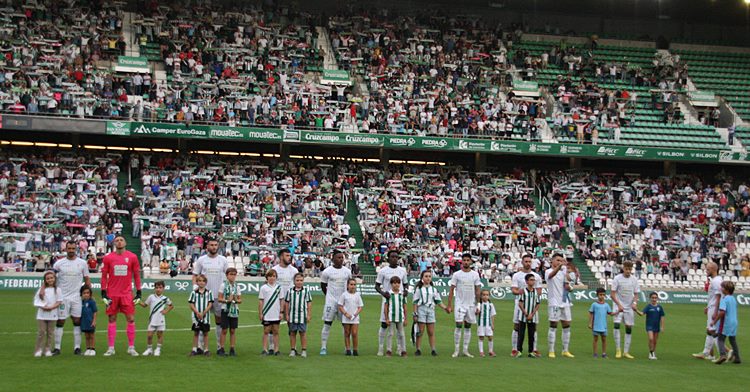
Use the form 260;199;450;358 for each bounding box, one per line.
674;48;750;122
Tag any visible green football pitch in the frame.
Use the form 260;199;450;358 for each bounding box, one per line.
2;290;747;391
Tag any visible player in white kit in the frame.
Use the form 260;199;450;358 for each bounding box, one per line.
447;254;482;358
511;254;542;357
192;239;228;353
53;241;91;355
319;250;352;355
611;261;640;359
545;253;575;358
272;249;298;351
375;250;409;356
693;261;723;360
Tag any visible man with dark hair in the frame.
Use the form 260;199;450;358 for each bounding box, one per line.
53;241;91;355
101;236;141;356
510;254;542;357
447;253;482;358
320;250;351;355
192;239;228;354
375;250;408;356
272;248;298;352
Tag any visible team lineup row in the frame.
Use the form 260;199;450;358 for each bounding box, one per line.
33;237;740;363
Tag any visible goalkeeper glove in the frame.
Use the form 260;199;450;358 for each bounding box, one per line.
101;290;112;307
133;290;142;305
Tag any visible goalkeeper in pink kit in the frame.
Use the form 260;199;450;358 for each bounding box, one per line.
101;236;142;356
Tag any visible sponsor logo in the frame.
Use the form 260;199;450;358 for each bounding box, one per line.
210;129;244;139
559;145;584;154
528;143;552;153
174;281;189;291
596;147;619;156
247;130;282;140
490;287;508;300
457;140;488;150
133;125;150;134
490;142;523;153
719;151;747;162
303;132;340;142
657;151;685;158
421;138;449;148
689;152;719;160
283;130;300;142
344;134;381;145
389;137;417;147
625;147;647;157
132;124;206;137
118;57;148;67
106;121;130;135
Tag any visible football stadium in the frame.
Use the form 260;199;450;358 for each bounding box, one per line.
1;0;750;390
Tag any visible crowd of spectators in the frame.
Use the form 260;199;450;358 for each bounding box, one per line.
542;170;750;287
130;155;360;278
0;149;126;272
328;9;544;140
352;166;575;282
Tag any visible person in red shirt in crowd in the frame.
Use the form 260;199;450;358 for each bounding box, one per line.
100;236;142;357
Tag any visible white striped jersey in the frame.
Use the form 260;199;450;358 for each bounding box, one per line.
285;287;312;324
385;292;407;323
146;294;172;326
412;286;442;308
476;302;496;327
220;281;240;318
519;288;540;323
259;283;281;321
188;289;214;324
511;270;542;304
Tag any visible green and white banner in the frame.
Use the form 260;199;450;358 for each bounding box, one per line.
3;276;748;305
321;69;352;85
105;121;746;164
106;121;283;142
115;56;150;73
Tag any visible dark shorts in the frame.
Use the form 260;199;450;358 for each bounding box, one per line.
220;314;238;329
192;322;211;333
646;326;661;333
81;327;95;333
262;320;281;327
593;331;607;337
288;323;307;333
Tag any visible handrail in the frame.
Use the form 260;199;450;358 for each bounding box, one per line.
0;110;544;142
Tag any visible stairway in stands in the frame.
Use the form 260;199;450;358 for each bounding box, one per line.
345;198;373;275
116;168;141;260
559;231;596;285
